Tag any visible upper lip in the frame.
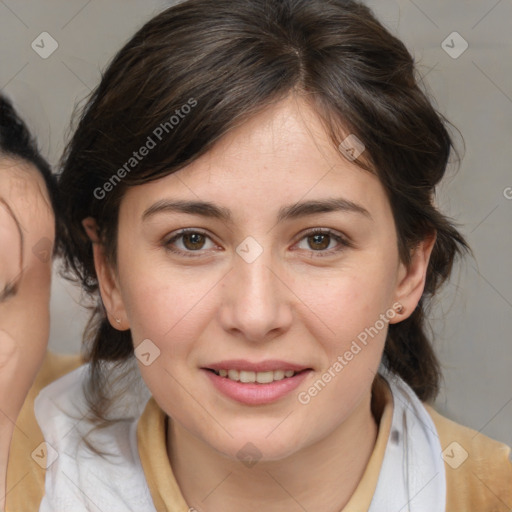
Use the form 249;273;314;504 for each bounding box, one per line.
204;359;311;372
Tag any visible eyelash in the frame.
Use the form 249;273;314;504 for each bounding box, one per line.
163;227;352;258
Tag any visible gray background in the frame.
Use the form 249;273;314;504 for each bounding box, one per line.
1;0;511;448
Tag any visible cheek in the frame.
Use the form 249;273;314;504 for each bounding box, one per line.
295;259;397;348
291;271;394;431
17;260;53;349
115;235;208;371
118;258;217;354
0;259;52;416
122;270;219;427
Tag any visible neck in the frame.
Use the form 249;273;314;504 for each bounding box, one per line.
167;388;379;512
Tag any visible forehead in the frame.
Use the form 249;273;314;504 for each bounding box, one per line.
184;96;366;178
0;156;49;195
0;157;54;226
120;96;389;222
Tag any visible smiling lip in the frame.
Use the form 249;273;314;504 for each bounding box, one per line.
201;359;312;405
204;359;310;373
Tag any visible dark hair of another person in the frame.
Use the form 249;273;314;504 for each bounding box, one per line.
0;94;61;253
57;0;470;426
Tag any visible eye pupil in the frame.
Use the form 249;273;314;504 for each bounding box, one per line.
183;233;205;250
309;234;329;250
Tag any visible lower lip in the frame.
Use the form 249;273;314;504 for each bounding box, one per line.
202;369;311;405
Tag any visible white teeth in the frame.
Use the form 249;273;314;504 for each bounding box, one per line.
213;369;299;383
228;369;239;381
239;370;256;383
256;371;274;384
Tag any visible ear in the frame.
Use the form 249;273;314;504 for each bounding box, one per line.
81;217;129;331
389;232;436;324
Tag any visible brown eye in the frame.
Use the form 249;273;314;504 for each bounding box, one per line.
163;228;217;258
182;232;206;250
307;233;331;251
295;228;352;257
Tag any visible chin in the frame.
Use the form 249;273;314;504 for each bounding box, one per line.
204;426;306;465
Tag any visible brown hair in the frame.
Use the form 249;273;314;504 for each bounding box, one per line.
58;0;470;423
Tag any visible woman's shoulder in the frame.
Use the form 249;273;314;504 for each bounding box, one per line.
31;358;155;511
424;403;512;512
5;350;83;511
33;350;84;388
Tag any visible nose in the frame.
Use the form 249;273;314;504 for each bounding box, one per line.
218;247;293;344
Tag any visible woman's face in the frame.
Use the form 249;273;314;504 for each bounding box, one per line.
0;158;54;418
99;95;432;461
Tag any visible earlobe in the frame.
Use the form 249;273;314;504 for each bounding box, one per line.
81;217;129;331
82;217;101;244
389;232;436;324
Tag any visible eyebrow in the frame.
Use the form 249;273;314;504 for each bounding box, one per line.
142;197;372;224
0;197;24;301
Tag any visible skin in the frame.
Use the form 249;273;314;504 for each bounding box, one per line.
88;94;435;512
0;158;54;510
